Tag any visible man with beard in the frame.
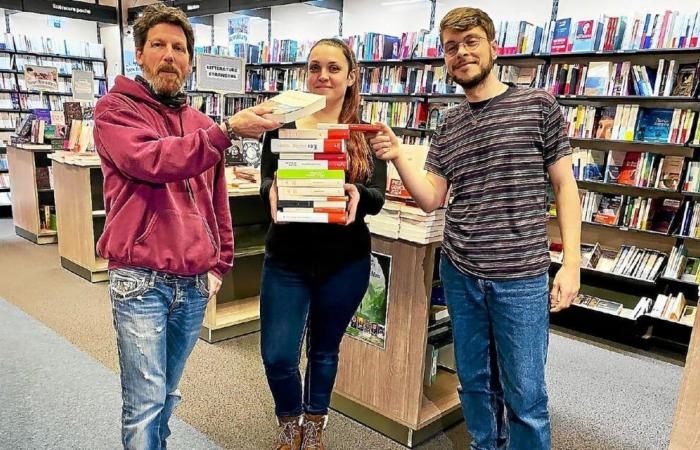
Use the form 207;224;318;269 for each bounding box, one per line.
369;7;581;450
93;4;279;449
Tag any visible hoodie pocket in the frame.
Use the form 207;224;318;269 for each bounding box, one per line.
131;209;217;273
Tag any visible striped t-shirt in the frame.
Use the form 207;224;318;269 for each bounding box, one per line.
425;85;571;280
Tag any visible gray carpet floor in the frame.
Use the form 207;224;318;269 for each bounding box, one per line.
0;218;687;449
0;297;221;450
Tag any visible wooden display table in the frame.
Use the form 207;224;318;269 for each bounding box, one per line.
6;144;57;244
200;190;268;343
331;236;462;447
49;151;108;282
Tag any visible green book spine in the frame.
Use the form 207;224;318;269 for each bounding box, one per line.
276;169;345;180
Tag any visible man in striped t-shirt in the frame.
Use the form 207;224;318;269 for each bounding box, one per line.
370;7;581;450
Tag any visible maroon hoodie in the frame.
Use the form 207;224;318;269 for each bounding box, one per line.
93;75;233;279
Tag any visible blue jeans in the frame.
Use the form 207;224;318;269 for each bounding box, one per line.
440;255;551;450
260;255;371;417
109;267;210;450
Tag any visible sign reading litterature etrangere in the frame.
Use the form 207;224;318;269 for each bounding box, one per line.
24;65;59;92
195;54;245;93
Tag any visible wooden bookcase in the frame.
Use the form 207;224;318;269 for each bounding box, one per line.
6;143;57;244
200;191;269;343
49;151;107;282
331;237;462;447
670;310;700;449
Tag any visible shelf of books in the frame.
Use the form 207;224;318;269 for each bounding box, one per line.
48;151;108;282
201;162;268;343
6;143;57;244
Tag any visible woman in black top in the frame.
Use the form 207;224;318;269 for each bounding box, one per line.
259;38;386;450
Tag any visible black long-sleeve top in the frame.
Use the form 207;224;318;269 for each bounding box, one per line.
259;123;387;274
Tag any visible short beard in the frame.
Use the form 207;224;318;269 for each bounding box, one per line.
142;63;184;97
453;57;495;91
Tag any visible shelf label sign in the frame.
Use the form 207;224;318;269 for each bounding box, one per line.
71;70;94;102
195;54;245;93
25;65;58;92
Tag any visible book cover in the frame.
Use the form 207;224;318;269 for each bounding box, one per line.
635;108;674;143
277;153;347;161
593;194;623;225
278;128;350;140
583;149;606;181
551;18;572;54
259;91;326;123
671;63;697;96
680;305;697;326
649;198;681;233
657;155;684;190
573;20;596;52
276;178;344;188
595;299;624;315
604;151;626;183
597;249;620;272
276;210;346;224
594;106;617;139
278;159;348;170
584;61;612;96
271;139;346;154
617;152;642;185
276;169;345;180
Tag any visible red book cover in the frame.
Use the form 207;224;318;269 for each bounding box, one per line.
314;207;347;214
323;139;345;152
313;153;347;161
326;160;348;170
327;212;347;224
618;152;641;185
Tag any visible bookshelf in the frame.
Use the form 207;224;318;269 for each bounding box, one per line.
6;144;56;244
331;237;462;447
200;191;269;343
48;151;108;282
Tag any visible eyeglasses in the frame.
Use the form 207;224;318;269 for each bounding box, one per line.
443;36;488;57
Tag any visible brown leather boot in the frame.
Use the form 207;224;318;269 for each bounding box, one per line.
301;414;327;450
276;415;303;450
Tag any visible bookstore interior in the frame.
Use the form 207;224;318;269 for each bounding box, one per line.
2;0;700;449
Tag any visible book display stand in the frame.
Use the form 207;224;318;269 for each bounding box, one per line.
7;143;56;244
48;151;107;282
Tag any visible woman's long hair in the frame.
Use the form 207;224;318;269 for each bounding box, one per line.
309;38;373;183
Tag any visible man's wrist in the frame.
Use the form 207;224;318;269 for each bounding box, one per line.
222;119;239;141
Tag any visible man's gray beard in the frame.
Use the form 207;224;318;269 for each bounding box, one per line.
142;69;184;97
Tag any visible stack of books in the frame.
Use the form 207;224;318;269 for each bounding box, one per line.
366;200;401;238
272;123;381;224
273;127;348;224
398;203;446;244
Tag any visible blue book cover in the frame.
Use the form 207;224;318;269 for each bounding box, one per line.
31;108;51;123
635;108;674;143
573;20;595;52
551;18;572;53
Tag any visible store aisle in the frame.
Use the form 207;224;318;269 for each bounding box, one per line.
0;297;221;450
0;218;685;449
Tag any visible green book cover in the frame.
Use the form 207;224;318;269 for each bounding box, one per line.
276;169;345;180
